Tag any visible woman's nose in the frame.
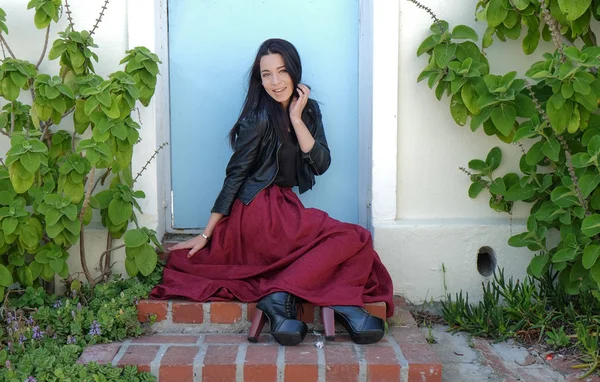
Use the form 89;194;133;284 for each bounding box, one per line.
271;73;281;85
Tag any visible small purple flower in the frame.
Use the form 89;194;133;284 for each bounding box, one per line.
71;310;76;319
12;321;18;330
6;311;14;324
4;360;10;370
88;320;102;337
52;334;57;339
67;335;76;344
26;376;37;382
7;341;13;352
25;315;34;326
77;303;82;311
53;300;62;309
32;326;44;340
134;297;139;305
71;290;77;298
18;334;26;345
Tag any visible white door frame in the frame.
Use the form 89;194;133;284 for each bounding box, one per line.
127;0;375;235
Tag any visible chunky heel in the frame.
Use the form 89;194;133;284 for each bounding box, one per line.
247;309;267;343
321;307;335;341
328;305;385;345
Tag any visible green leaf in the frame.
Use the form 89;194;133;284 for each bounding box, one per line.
434;43;457;68
134;243;158;276
29;261;43;280
468;182;486;198
486;147;502;171
487;0;509;27
417;36;438;57
582;214;600;237
124;228;149;248
452;25;478;41
542;138;560;162
579;174;600;198
551;186;579;208
490;105;516;136
2;217;18;235
125;257;139;277
450;95;468;126
553;248;577;262
17;265;33;287
108;199;132;226
528;253;549;278
0;264;12;287
583;244;600;269
571;152;592;168
557;0;592;21
547;98;572;134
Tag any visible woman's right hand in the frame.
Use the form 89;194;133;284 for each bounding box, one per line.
169;234;208;258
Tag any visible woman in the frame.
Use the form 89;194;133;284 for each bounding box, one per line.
150;38;394;346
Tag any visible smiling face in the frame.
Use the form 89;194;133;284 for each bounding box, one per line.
260;53;294;108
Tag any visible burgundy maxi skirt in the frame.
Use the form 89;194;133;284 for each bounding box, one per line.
150;185;395;317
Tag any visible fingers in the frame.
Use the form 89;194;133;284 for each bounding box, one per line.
187;244;202;258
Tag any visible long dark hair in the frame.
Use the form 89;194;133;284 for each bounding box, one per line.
228;38;303;148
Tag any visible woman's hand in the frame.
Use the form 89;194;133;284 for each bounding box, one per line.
169;234;208;258
289;84;310;122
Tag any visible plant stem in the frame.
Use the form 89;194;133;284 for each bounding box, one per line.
79;167;96;221
0;33;16;59
79;223;93;284
103;233;114;277
36;25;51;69
405;0;445;33
91;168;111;194
539;0;565;60
9;103;14;135
133;142;169;183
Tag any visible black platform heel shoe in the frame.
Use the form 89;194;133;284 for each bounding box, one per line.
247;292;308;346
321;305;385;344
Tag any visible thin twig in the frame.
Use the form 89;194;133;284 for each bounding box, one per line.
63;0;75;30
405;0;445;33
459;166;491;190
36;25;51;69
89;0;109;37
0;36;6;59
0;158;7;170
133;142;169;183
99;243;123;270
0;33;15;58
135;107;143;125
79;167;96;221
91;168;111;194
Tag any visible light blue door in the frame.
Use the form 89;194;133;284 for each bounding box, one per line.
169;0;359;229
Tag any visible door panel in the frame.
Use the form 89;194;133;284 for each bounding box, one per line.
169;0;359;228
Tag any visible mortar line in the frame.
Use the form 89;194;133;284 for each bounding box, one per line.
111;339;131;367
192;343;207;382
235;342;248;382
317;344;326;382
150;344;169;380
276;345;285;382
387;333;410;382
203;302;211;323
166;300;173;323
354;343;367;382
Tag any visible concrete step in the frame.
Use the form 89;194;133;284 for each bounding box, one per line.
136;299;387;334
78;297;443;381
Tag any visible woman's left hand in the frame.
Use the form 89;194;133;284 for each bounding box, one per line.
289;84;310;122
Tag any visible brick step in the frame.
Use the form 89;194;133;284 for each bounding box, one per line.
137;300;388;334
80;297;442;381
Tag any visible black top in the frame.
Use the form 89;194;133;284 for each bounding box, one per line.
273;130;299;188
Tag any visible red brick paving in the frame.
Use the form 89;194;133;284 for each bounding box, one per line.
81;299;444;381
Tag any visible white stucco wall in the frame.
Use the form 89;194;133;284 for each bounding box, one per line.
2;0;550;304
372;0;555;303
0;0;166;285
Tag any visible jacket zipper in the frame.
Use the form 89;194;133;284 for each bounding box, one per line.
247;142;282;204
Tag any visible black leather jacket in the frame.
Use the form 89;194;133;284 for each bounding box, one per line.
211;99;331;216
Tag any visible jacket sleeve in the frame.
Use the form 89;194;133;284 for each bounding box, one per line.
301;101;331;175
211;119;264;215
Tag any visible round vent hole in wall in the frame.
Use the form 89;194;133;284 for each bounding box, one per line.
477;246;497;277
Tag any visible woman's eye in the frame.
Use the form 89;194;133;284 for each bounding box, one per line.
280;70;287;73
262;73;270;78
